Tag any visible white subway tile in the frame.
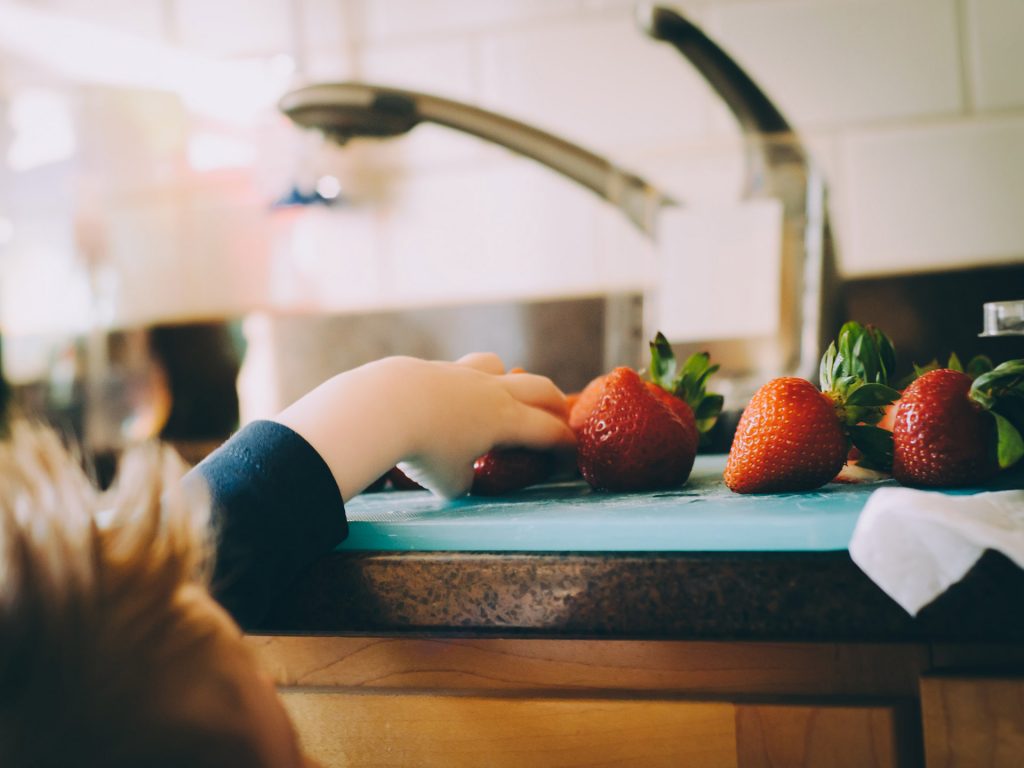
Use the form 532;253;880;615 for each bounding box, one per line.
181;198;273;314
356;38;492;168
267;206;382;310
296;0;356;81
583;0;705;15
354;0;581;43
839;115;1024;276
0;214;85;336
298;0;350;52
596;206;657;290
706;0;963;128
479;15;717;158
380;159;606;304
301;47;357;82
621;138;746;207
291;0;356;79
173;0;292;55
360;37;477;98
104;192;274;325
106;200;191;325
76;88;188;194
38;0;166;40
965;0;1024;111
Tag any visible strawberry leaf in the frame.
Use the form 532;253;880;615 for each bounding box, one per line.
972;389;996;410
692;393;724;423
877;331;896;383
966;355;994;379
972;359;1024;395
820;321;897;396
819;342;838;391
676;351;712;392
913;359;939;378
648;332;677;389
848;424;894;472
971;359;1024;469
902;354;992;389
992;412;1024;470
845;382;901;407
646;333;722;436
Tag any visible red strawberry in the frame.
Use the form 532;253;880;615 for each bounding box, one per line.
725;322;900;493
471;448;554;496
569;373;609;432
892;362;1024;487
725;377;849;493
645;381;699;458
843;350;992;465
577;367;694;491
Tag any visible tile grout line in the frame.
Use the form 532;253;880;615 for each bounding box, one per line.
954;0;976;115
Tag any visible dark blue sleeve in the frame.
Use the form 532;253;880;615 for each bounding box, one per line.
183;420;348;628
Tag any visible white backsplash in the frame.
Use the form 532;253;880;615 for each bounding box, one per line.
0;0;1022;335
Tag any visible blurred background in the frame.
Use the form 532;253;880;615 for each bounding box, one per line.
0;0;1021;465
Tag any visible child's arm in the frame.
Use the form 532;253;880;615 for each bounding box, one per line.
188;354;573;627
275;353;574;500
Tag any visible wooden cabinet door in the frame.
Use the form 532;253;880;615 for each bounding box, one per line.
282;692;738;768
921;675;1024;768
736;702;919;768
282;691;916;768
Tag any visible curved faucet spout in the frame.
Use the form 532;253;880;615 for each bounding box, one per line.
637;4;791;137
637;4;807;195
279;82;673;237
639;4;841;384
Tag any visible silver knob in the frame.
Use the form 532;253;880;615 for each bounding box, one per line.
979;300;1024;337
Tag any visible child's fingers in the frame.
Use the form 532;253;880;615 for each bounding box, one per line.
501;405;576;450
455;352;505;375
501;373;569;419
410;462;476;501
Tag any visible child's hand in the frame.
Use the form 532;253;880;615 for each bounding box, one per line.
274;354;575;501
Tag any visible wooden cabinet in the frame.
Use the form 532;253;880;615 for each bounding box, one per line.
279;692;914;768
250;637;935;767
920;675;1024;768
281;693;739;767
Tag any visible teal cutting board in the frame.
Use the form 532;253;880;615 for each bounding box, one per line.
340;455;881;553
340;455;1017;553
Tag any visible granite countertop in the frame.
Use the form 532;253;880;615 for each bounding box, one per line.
255;457;1024;642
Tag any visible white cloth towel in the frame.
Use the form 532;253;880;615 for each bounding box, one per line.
849;487;1024;615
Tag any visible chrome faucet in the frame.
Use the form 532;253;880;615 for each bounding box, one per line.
637;4;842;391
278;82;673;237
278;5;840;395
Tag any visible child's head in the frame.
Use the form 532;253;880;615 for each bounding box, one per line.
0;424;310;768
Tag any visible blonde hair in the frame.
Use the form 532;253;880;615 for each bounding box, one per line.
0;423;266;767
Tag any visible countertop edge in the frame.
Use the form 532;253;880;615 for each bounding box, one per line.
254;548;1024;642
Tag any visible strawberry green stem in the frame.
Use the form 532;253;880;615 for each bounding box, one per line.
970;359;1024;469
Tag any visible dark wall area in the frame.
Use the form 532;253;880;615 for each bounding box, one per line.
151;322;244;442
843;263;1024;377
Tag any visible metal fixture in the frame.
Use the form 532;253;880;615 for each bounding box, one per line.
637;4;841;387
279;82;672;237
278;6;840;390
979;300;1024;337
